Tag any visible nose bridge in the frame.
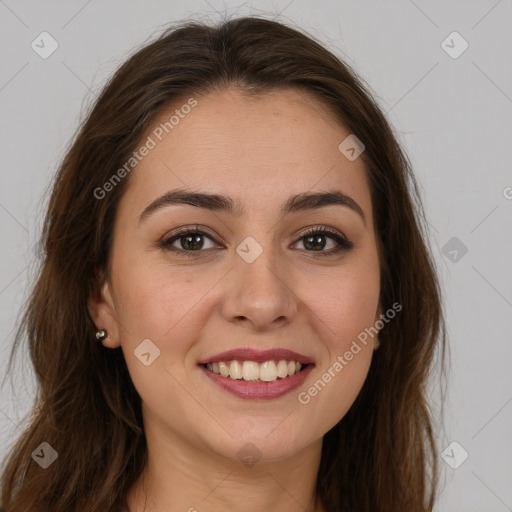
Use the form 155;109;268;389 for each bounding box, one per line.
222;236;297;328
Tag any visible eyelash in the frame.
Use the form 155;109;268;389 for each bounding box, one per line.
158;225;354;258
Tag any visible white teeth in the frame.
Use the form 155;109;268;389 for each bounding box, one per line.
229;360;243;379
276;360;288;378
204;359;306;382
260;361;277;382
242;361;260;381
218;361;230;377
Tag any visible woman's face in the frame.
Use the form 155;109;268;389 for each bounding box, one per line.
91;87;381;463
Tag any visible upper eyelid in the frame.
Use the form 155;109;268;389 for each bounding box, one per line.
162;225;221;243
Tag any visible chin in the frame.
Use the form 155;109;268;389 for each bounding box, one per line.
203;427;313;465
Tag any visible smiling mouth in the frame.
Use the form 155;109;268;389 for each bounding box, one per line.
201;359;310;383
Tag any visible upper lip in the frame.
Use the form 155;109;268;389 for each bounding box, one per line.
198;348;314;365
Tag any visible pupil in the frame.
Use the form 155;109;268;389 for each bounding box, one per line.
304;235;325;251
183;234;203;250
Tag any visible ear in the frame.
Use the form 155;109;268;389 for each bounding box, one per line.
88;271;121;349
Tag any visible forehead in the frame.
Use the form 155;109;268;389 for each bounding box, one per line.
121;87;372;223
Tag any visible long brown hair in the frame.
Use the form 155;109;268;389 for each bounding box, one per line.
1;15;445;511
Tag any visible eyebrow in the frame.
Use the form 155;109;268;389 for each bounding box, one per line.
138;188;366;225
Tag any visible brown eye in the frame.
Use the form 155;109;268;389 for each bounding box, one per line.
294;227;354;255
175;233;207;251
303;234;330;251
159;227;219;256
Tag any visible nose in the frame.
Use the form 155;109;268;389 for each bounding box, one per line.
221;245;298;331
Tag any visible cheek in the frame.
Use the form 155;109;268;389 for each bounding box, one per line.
112;253;214;342
296;254;379;426
312;257;380;351
111;259;207;408
298;342;373;439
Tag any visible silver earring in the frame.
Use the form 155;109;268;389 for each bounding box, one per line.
95;329;108;342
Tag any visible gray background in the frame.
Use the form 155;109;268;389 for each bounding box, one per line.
1;1;511;510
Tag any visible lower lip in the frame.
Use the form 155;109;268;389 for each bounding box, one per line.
199;364;314;400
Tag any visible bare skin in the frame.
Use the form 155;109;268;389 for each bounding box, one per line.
89;87;381;511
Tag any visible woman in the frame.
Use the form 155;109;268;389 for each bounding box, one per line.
1;15;445;512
